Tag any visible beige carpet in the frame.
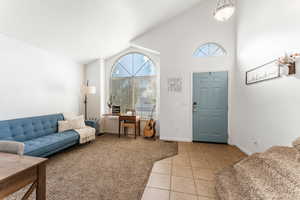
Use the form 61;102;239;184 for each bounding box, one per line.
6;134;178;200
216;146;300;200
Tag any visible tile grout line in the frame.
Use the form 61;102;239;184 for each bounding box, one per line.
175;144;201;197
188;144;200;198
145;156;174;199
169;155;173;200
189;144;216;199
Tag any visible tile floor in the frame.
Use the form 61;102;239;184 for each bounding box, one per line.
142;142;247;200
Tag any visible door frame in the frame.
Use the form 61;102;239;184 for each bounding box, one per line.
190;70;231;144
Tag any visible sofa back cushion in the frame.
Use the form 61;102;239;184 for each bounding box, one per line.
0;114;64;142
0;121;13;141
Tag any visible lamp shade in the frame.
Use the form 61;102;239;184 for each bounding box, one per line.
85;86;96;94
214;0;235;22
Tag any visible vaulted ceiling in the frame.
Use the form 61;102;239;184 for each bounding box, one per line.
0;0;203;64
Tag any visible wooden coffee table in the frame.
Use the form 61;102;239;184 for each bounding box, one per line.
0;153;47;200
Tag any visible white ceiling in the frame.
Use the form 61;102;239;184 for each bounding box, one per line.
0;0;203;64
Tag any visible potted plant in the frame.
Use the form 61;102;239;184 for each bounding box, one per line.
278;53;300;75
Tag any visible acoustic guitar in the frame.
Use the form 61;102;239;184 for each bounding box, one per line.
143;106;156;138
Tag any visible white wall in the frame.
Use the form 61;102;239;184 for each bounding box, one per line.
0;34;84;120
132;0;235;142
232;0;300;154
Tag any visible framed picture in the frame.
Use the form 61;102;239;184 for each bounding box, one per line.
246;60;280;85
168;77;183;93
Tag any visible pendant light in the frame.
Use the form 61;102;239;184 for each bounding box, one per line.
213;0;235;22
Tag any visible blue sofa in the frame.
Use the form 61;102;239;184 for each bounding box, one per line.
0;114;93;157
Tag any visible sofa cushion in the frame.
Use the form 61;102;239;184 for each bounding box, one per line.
58;116;86;132
58;120;73;132
24;130;79;156
0;121;13;140
5;114;64;142
0;140;24;155
70;116;86;129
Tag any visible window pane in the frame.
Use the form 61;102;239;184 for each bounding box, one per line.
194;49;206;57
112;64;131;78
133;53;149;74
117;54;133;75
208;44;218;55
194;43;226;57
214;48;226;56
200;44;209;55
111;78;132;113
135;61;156;77
134;77;156;119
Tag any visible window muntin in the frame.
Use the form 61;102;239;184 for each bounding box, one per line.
111;53;156;119
194;43;226;57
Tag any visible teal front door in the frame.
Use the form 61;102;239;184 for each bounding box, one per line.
192;71;228;143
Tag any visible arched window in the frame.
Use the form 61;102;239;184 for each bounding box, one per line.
194;43;226;57
111;53;156;118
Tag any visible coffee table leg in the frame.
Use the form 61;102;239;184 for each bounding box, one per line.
36;163;46;200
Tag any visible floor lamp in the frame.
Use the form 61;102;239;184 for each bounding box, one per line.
84;80;96;120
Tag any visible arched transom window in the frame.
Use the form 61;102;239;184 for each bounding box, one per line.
194;43;226;57
111;53;156;118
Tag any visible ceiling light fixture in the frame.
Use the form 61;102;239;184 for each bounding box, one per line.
213;0;235;22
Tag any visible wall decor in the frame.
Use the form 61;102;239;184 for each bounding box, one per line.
278;53;299;75
246;53;299;85
168;77;183;93
246;60;280;85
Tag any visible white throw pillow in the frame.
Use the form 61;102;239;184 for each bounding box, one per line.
58;115;85;132
63;113;79;121
69;116;86;129
58;120;73;132
0;141;25;155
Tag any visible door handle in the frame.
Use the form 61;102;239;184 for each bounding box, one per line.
193;102;197;112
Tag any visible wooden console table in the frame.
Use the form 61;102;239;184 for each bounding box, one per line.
118;115;141;139
102;114;141;137
0;153;47;200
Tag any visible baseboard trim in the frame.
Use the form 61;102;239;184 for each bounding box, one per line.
235;144;252;155
160;136;192;142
